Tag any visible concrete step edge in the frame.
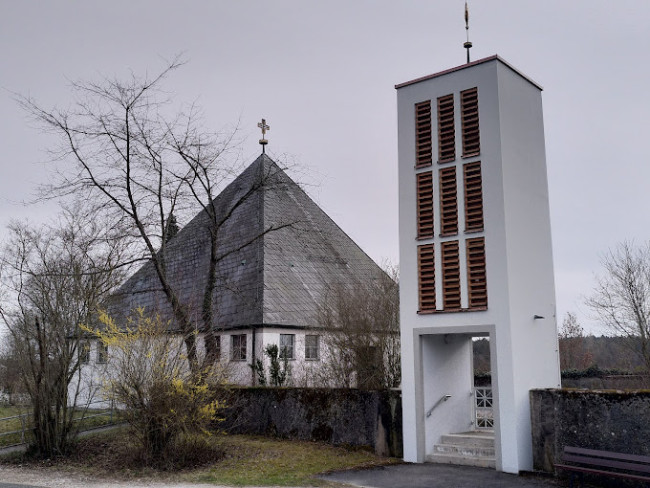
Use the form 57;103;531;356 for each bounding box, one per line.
427;452;496;469
440;433;495;447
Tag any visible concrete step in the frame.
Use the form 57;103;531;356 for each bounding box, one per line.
427;452;496;469
433;442;495;458
440;431;494;448
427;430;496;469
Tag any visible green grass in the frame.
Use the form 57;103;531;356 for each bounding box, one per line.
190;435;399;486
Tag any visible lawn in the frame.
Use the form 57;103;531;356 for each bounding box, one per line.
0;427;400;486
192;435;398;486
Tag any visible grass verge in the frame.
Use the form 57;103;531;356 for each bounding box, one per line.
192;435;399;486
0;427;400;486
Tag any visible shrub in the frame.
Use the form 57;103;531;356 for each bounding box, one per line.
81;309;226;461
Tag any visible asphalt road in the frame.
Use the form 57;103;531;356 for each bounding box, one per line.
0;484;43;488
319;463;563;488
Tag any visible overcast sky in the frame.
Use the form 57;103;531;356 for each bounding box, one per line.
2;1;650;334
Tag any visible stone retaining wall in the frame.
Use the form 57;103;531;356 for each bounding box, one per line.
530;388;650;473
220;388;402;457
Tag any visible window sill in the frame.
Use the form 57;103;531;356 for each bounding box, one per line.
462;152;480;159
414;163;433;169
418;306;487;314
464;228;484;234
416;235;434;241
437;159;456;165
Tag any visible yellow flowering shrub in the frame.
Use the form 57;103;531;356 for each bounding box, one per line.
80;309;225;460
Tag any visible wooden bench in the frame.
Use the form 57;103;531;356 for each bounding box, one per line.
555;446;650;487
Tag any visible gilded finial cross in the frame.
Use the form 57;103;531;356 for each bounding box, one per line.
258;118;270;153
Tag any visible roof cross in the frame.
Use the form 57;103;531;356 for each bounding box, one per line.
258;118;270;153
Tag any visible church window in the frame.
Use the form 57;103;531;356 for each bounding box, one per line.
461;87;480;157
437;94;455;162
231;334;247;361
416;171;434;238
305;335;320;360
97;342;108;364
79;341;90;364
464;161;484;232
439;167;458;236
466;237;488;309
214;335;221;361
280;334;295;360
415;100;432;167
417;244;436;312
441;240;461;310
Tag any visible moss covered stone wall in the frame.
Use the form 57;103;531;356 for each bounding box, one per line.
530;388;650;473
220;388;402;457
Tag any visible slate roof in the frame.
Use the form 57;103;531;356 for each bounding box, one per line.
107;154;385;331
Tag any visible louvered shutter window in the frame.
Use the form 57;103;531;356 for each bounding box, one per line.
441;241;461;310
461;87;480;157
439;167;458;236
415;101;432;167
437;94;455;162
466;237;488;308
417;244;436;311
416;171;434;238
464;161;484;232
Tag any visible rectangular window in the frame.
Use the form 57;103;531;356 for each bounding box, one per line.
417;244;436;312
305;335;320;360
97;342;108;364
416;171;434;238
441;240;461;310
464;161;484;232
466;237;488;309
280;334;295;359
79;341;90;364
215;335;221;361
439;167;458;236
231;334;247;361
461;87;480;157
437;94;455;162
415;100;432;167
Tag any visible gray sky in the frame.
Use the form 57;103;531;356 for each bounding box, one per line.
1;1;650;334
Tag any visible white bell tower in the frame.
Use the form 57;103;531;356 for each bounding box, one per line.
397;55;561;473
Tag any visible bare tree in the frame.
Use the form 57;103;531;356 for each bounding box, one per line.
17;57;294;375
0;208;126;456
0;335;23;404
587;241;650;373
316;265;400;390
558;312;591;370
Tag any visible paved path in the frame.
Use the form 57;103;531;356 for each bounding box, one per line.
319;463;563;488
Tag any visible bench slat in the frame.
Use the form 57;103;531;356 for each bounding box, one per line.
565;446;650;465
555;463;650;482
563;453;650;474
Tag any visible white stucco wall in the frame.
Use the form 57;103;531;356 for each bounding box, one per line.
397;56;560;473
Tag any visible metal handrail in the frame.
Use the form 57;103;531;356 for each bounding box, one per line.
426;394;451;418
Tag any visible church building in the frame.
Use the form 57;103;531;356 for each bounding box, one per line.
397;55;560;473
81;152;390;388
